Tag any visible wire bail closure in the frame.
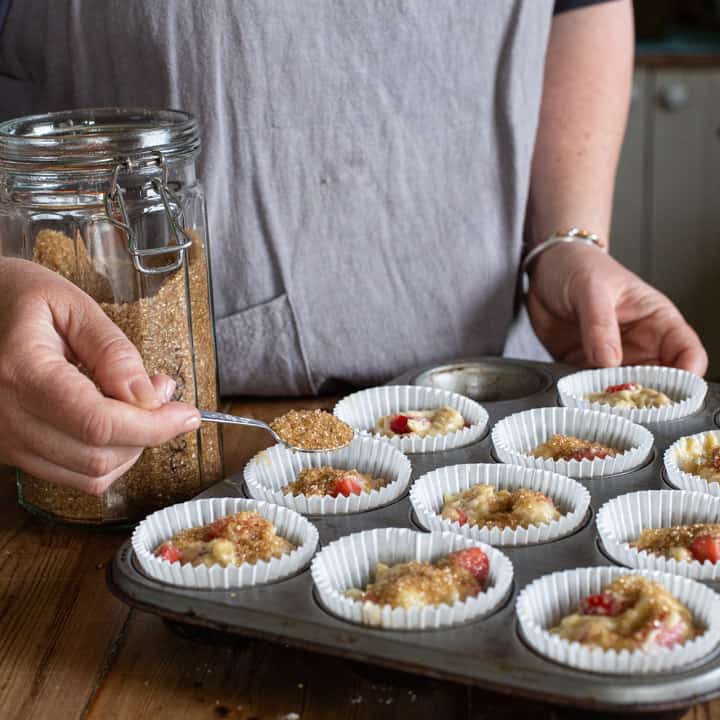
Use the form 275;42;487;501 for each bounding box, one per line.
104;152;193;275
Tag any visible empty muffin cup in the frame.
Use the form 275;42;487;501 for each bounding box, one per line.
516;566;720;674
597;489;720;580
311;527;513;629
243;436;412;515
557;366;706;423
333;385;489;453
409;463;590;546
412;360;550;402
132;497;319;589
491;407;654;478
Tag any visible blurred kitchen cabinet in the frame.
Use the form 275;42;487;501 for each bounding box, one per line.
611;67;720;377
651;69;720;376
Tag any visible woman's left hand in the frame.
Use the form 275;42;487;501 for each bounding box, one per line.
527;243;708;375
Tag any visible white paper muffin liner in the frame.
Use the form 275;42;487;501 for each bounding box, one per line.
311;528;513;629
557;366;707;423
491;407;654;478
333;385;489;454
665;431;720;498
516;566;720;674
597;490;720;580
409;464;590;546
132;498;319;589
243;436;412;515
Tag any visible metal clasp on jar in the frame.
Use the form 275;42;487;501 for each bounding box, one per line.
103;152;193;275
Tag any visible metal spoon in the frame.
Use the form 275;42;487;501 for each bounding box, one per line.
199;409;354;453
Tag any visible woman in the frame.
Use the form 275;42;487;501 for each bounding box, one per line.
0;0;706;494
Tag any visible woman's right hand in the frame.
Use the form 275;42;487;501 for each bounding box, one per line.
0;258;201;495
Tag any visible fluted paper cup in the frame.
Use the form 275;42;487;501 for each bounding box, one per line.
597;490;720;580
516;566;720;674
333;385;488;453
665;431;720;497
409;463;590;546
311;528;513;629
244;436;411;514
132;498;319;589
557;366;706;423
492;407;653;478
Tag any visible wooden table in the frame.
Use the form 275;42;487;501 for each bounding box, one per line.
1;397;718;720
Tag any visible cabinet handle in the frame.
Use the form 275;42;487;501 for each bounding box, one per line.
658;84;689;112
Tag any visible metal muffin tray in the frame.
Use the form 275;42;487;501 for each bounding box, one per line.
107;358;720;715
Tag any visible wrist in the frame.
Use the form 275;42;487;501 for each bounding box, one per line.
525;228;606;281
529;239;602;283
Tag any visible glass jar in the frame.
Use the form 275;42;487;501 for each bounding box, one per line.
0;108;224;525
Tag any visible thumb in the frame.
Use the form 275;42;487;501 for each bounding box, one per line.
62;292;164;409
573;281;623;368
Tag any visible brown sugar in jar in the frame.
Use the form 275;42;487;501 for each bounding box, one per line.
0;108;224;524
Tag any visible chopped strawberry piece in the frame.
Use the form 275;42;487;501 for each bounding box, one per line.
450;547;489;584
331;475;364;497
389;414;411;434
456;509;468;526
580;593;624;617
690;535;720;564
205;517;230;540
156;542;183;564
605;382;639;393
464;420;471;428
652;621;687;650
571;447;609;462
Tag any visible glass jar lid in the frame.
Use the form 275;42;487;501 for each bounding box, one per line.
0;107;199;171
0;108;200;276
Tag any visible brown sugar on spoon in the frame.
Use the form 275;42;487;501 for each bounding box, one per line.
270;409;354;451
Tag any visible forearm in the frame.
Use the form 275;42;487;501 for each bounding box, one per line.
527;0;634;251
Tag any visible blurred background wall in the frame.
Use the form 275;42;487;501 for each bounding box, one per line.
612;0;720;378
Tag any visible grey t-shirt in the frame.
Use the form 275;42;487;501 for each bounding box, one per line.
0;1;556;395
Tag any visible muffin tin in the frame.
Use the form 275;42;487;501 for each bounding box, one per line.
107;357;720;714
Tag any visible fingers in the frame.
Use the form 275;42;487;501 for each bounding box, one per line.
15;449;143;496
660;318;708;376
6;405;144;478
6;373;188;494
18;358;200;448
151;374;178;403
572;280;623;368
617;284;709;376
58;294;163;409
0;261;202;495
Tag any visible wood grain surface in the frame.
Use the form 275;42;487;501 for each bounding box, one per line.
1;396;718;720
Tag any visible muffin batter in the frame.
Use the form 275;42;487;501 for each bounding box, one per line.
154;511;295;568
345;547;489;609
375;407;465;437
587;382;673;409
441;484;560;529
675;435;720;484
633;524;720;564
552;575;697;652
532;434;620;462
283;466;387;498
